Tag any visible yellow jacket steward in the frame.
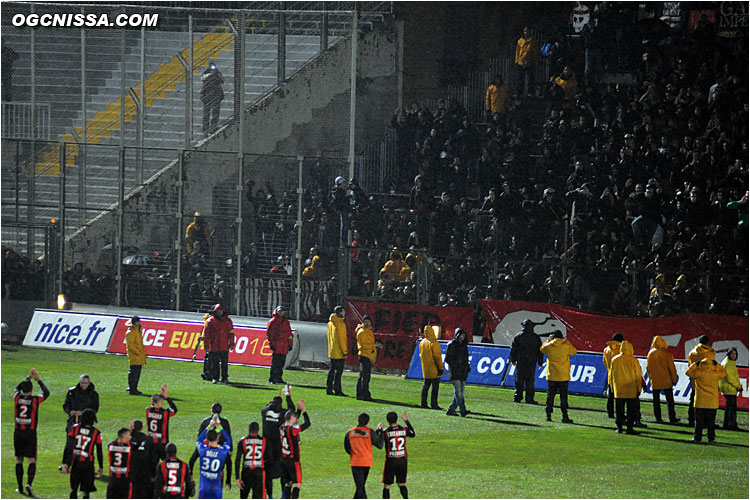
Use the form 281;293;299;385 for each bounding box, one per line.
515;36;534;67
688;342;714;365
419;326;444;379
485;83;511;114
185;215;211;254
686;351;727;409
646;336;678;390
356;323;377;364
540;337;577;381
609;341;643;399
719;356;743;396
125;320;146;366
327;313;348;359
603;340;621;373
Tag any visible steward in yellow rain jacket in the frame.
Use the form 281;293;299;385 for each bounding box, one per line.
540;331;576;422
719;347;742;430
686;350;726;442
687;336;714;425
125;316;145;395
646;335;679;423
355;315;377;401
609;341;644;434
326;307;348;396
602;333;623;417
419;326;444;409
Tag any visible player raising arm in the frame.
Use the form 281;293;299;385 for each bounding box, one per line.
13;368;50;497
195;418;232;498
382;411;415;499
280;400;310;499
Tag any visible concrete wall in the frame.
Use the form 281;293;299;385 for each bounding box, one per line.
65;29;398;271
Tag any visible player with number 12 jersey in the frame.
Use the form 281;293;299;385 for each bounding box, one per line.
382;411;415;499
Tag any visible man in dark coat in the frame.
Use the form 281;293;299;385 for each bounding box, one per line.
200;60;224;135
445;328;471;417
128;419;153;499
260;388;296;499
62;374;100;432
509;319;543;403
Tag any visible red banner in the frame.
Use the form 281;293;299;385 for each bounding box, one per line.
108;317;273;367
344;301;474;370
480;299;749;365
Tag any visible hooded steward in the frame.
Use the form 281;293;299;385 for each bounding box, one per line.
646;336;677;390
327;313;348;359
419;326;444;379
686;351;727;409
267;307;292;356
540;335;577;381
356;322;377;364
609;341;644;399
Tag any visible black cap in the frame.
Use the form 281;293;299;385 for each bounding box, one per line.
699;335;710;345
521;319;534;328
553;330;564;339
131;315;140;323
362;315;371;322
612;333;624;341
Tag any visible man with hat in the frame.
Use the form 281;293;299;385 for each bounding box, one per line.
266;306;292;385
509;319;543;404
185;211;211;256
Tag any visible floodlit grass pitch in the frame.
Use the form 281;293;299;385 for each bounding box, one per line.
2;347;748;499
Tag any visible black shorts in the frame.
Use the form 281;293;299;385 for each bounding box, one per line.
240;468;265;499
106;476;132;499
70;461;97;494
14;429;37;459
382;458;408;485
280;459;302;485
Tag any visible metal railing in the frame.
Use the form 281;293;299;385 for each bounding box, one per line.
1;102;50;140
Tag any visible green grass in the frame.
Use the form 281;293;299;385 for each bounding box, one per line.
2;347;748;499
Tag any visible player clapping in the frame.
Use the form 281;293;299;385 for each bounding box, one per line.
13;368;50;497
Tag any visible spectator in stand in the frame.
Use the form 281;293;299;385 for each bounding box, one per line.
200;60;224;136
185;212;211;256
515;27;536;97
485;74;511;122
331;176;350;246
551;66;579;111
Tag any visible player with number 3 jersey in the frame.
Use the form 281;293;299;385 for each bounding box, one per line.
382;411;415;499
106;428;133;499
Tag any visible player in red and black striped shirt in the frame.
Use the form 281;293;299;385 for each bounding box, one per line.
155;443;195;498
107;428;133;499
62;408;103;499
381;411;415;499
13;368;50;497
235;422;266;499
279;400;310;499
147;385;178;462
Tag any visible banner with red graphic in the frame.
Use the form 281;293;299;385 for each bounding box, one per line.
344;301;475;370
108;317;273;367
480;299;749;366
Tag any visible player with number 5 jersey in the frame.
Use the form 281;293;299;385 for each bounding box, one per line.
382;411;415;499
155;443;195;498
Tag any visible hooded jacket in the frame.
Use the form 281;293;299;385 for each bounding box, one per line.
515;35;534;67
205;304;234;352
445;334;470;381
185;215;211;254
125;320;146;366
509;327;543;369
688;342;714;365
719;353;743;396
200;313;212;351
609;341;643;399
602;340;621;373
686;351;727;409
327;313;348;359
356;323;377;364
646;336;677;390
419;326;444;379
486;82;511;114
540;337;577;381
267;309;292;356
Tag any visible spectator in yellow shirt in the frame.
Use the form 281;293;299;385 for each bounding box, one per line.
515;27;535;96
485;74;511;121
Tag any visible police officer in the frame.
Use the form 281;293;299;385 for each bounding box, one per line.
509;319;543;404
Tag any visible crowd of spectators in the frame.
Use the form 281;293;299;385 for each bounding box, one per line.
3;6;747;320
